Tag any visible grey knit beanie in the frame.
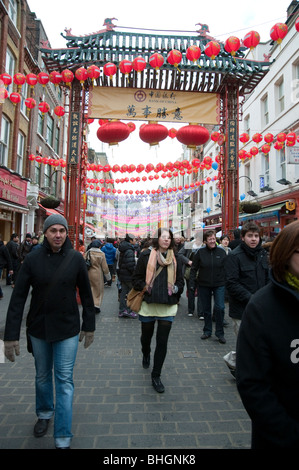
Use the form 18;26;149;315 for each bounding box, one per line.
43;214;68;233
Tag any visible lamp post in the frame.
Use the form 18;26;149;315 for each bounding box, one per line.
238;175;257;197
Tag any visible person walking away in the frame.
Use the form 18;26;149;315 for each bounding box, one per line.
6;233;19;286
224;221;269;377
118;233;138;318
85;238;111;313
189;229;227;344
131;228;184;393
3;214;95;449
236;220;299;448
228;228;241;250
101;237;116;286
18;233;32;263
0;239;13;298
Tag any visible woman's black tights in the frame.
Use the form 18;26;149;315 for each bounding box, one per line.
141;320;172;378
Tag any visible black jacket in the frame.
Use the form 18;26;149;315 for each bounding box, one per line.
189;245;226;289
224;241;269;320
0;242;12;270
131;248;184;306
236;271;299;448
4;237;95;343
118;240;136;282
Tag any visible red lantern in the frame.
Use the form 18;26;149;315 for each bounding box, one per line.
132;57;146;73
9;92;21;105
261;144;271;154
37;72;49;87
87;65;101;84
75;67;88;84
149;53;164;70
25;97;36;109
0;73;12;87
270;23;288;45
103;62;117;80
0;88;8;100
61;69;74;87
204;41;221;60
28;154;35;161
224;36;240;57
168;128;177;139
286;132;296;143
26;73;37;88
243;31;260;52
264;133;274;143
119;59;133;78
274;141;284;150
186;45;201;66
211;131;220;142
96;121;130;145
167;49;182;70
249;146;259;156
54;106;65;118
239;133;250;144
296;17;299;32
176;124;209;149
252;133;263;143
127;122;136;133
139;123;168;146
38;101;50;115
277;132;287;142
239;149;248;160
49;71;62;86
13;73;26;89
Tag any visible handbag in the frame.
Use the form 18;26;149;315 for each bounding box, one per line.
85;250;92;270
127;287;146;313
184;265;191;280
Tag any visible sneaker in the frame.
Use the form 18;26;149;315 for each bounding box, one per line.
201;333;211;340
124;310;138;319
188;312;193;317
118;310;127;318
152;376;165;393
218;336;226;344
198;315;204;320
142;354;150;369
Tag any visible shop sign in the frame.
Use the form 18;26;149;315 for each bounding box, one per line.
288;145;299;164
0;168;28;206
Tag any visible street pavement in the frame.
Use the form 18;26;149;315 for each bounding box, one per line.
0;279;251;452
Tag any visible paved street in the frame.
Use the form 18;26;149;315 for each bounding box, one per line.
0;279;251;451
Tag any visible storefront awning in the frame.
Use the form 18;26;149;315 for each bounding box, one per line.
0;200;29;214
38;203;63;216
239;203;285;222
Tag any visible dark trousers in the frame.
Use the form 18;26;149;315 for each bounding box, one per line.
140;320;172;378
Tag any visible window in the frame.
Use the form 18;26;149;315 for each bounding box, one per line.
5;49;15;94
261;94;269;126
279;147;286;179
8;0;17;26
54;126;60;154
264;155;270;186
37;110;44;135
292;59;299;104
20;82;28;115
17;132;25;174
0;116;10;166
46;115;54;147
34;160;41;185
275;77;285;114
244;115;250;134
44;164;51;191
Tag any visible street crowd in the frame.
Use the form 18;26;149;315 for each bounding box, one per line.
1;214;299;449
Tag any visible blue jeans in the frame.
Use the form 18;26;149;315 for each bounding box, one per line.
119;280;132;312
198;286;225;338
30;334;79;448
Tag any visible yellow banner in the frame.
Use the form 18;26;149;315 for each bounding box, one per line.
89;87;219;124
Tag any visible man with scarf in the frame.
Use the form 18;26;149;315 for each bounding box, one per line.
131;228;184;393
223;221;269;377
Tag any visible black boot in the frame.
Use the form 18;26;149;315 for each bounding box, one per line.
152;376;165;393
142;354;150;369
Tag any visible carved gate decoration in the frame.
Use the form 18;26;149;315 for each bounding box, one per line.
40;20;271;245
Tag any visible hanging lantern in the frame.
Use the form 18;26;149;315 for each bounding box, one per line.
49;71;62;86
211;131;220;142
127;122;136;133
87;65;101;85
28;154;35;161
103;62;117;80
61;69;74;87
270;23;288;45
0;88;8;100
26;73;37;88
204;41;221;60
186;45;201;67
286;132;296;143
239;149;248;160
119;59;133;79
54;105;65;118
168;128;177;139
0;73;12;87
277;132;287;142
149;53;164;70
243;31;260;52
286;140;296;147
261;144;271;154
13;73;26;89
132;57;146;73
252;133;263;143
239;133;250;144
139;122;168;146
274;141;284;150
264;133;274;143
224;36;240;57
75;67;88;85
9;92;21;105
96;121;130;145
249;146;259;156
167;49;182;71
176;124;209;149
38;101;50;116
25;97;36;109
37;72;49;87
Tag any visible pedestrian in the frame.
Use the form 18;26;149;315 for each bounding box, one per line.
3;214;96;449
223;221;269;377
189;229;227;344
228;228;241;250
236;220;299;448
0;239;13;298
85;238;111;313
6;233;19;286
30;236;41;251
78;239;85;255
18;233;32;263
131;228;184;393
101;237;116;286
118;233;138;318
219;234;231;255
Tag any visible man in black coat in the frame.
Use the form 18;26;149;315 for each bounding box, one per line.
118;233;137;318
189;229;227;343
0;239;13;297
223;221;269;376
6;233;20;286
